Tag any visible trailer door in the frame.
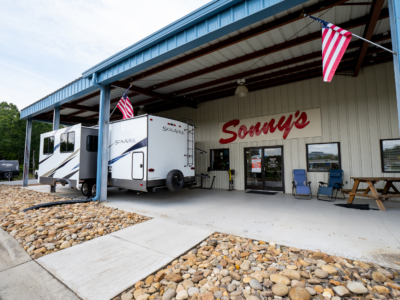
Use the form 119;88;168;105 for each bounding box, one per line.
132;152;144;180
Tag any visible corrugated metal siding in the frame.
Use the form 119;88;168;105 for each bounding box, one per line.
158;62;399;194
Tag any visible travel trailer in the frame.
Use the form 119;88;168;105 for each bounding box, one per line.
0;160;19;180
38;115;196;196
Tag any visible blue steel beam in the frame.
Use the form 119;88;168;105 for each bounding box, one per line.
388;0;400;134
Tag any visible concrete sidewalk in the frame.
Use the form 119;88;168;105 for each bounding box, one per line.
0;228;80;300
37;219;213;300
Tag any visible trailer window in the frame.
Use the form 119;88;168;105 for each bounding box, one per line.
60;132;75;153
86;135;98;152
43;137;54;155
210;149;230;171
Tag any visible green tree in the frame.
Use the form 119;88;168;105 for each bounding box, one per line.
0;102;52;172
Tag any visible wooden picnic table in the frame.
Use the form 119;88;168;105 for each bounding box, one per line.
342;177;400;211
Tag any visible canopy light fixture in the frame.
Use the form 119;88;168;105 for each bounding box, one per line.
235;79;249;98
137;105;146;116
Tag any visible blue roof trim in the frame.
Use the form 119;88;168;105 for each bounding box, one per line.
20;77;97;119
82;0;242;77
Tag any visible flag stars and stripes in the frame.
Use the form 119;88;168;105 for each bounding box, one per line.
305;14;353;82
117;91;134;119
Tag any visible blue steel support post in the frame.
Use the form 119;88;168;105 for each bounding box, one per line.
389;0;400;134
53;106;60;130
91;73;107;202
51;106;60;192
100;85;110;202
22;119;32;187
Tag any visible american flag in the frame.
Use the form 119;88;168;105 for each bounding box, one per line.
117;91;134;119
305;14;352;82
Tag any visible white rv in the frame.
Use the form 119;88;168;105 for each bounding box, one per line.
38;115;196;196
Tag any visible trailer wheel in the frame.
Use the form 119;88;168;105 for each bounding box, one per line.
166;170;184;192
81;181;92;197
91;183;96;197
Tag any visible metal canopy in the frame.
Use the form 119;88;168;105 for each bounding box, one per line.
21;0;394;123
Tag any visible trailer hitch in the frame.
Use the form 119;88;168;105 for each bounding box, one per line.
52;179;72;188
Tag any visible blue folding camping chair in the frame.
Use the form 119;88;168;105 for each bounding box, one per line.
317;169;344;201
292;169;312;199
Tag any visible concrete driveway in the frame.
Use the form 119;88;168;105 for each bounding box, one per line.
25;185;400;269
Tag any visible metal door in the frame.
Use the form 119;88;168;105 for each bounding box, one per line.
132;152;144;180
244;146;284;191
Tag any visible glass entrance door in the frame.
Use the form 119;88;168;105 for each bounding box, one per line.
245;146;284;192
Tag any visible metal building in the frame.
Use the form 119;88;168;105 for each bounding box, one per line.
20;0;400;201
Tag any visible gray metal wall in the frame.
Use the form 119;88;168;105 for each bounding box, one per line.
158;62;399;194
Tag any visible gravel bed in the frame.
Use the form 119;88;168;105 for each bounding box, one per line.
0;185;150;259
115;233;400;300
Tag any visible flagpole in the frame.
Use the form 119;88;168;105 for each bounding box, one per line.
351;33;397;55
303;14;397;55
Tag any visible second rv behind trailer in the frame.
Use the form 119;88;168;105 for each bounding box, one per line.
38;115;196;196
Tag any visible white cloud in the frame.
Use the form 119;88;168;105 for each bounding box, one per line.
0;0;210;110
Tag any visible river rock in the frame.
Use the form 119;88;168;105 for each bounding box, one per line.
270;274;291;285
122;293;134;300
314;269;328;279
372;271;386;283
176;290;189;300
321;265;337;275
332;286;350;297
282;269;301;280
373;285;390;294
162;289;176;300
165;274;182;282
288;287;311;300
188;287;199;296
347;282;368;294
249;279;262;290
60;241;71;249
272;283;289;296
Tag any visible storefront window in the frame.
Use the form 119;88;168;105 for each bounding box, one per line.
380;139;400;172
306;143;341;172
210;149;230;171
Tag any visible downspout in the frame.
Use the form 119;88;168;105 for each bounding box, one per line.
92;72;105;202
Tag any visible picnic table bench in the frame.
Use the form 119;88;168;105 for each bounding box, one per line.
341;177;400;211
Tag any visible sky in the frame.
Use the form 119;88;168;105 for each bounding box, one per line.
0;0;210;111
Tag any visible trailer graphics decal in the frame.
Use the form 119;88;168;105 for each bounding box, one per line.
162;127;185;135
39;155;52;165
72;164;79;170
108;138;147;165
63;170;79;179
42;148;80;177
39;143;60;165
115;138;136;145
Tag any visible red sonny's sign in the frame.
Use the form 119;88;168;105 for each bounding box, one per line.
219;110;311;144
